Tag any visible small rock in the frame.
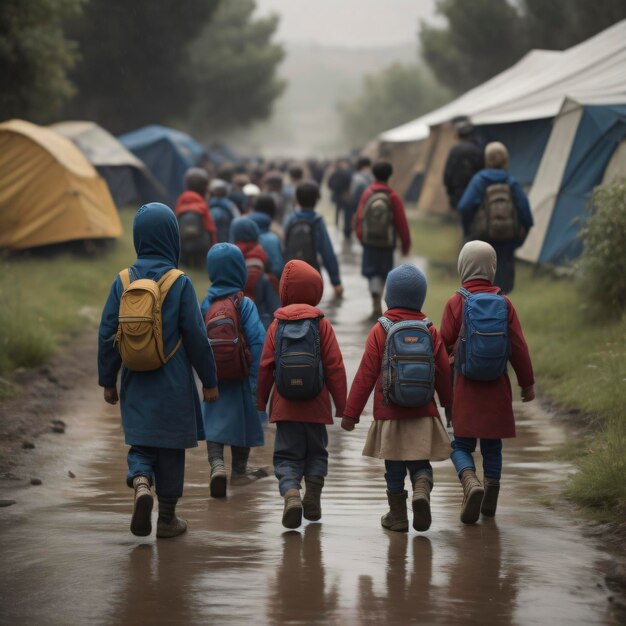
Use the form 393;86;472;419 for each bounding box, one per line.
22;441;35;450
30;478;42;486
51;425;65;434
68;471;75;479
0;500;16;508
51;419;66;428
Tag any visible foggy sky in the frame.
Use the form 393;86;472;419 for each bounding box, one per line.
254;0;438;48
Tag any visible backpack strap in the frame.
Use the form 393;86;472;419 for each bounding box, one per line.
457;287;472;299
378;316;393;334
119;268;131;290
157;269;185;362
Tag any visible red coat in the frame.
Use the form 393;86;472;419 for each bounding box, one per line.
355;183;411;255
174;191;217;242
343;308;453;423
440;280;535;439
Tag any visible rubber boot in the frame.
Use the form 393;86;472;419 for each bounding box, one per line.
371;294;383;319
156;497;188;538
381;490;409;532
459;469;484;525
230;466;271;487
302;476;324;521
411;475;432;532
481;477;500;517
130;476;153;537
282;489;303;529
209;459;227;498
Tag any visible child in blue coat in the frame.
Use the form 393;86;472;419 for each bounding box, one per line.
98;203;218;539
249;193;284;279
201;243;269;498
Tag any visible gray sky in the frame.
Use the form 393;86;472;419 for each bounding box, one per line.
254;0;439;48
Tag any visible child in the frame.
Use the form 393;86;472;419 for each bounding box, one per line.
201;243;268;498
249;193;285;279
257;260;347;529
283;180;343;298
440;241;535;523
342;264;452;533
209;179;240;243
230;216;280;329
98;203;219;538
355;160;411;319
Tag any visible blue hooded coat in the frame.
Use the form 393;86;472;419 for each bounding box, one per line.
248;212;284;277
201;244;266;447
98;203;217;449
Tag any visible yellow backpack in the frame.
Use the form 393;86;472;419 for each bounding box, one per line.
115;268;185;372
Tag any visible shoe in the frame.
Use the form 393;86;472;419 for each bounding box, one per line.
130;476;153;537
459;469;484;524
411;475;432;532
481;477;500;517
230;466;270;486
302;476;324;521
209;462;227;498
156;516;188;538
381;490;409;532
282;489;303;529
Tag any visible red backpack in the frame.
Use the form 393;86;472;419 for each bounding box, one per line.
204;292;251;380
244;258;265;301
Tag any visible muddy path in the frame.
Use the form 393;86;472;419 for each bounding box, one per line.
0;242;623;625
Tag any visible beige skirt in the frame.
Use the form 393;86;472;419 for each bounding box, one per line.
362;416;451;461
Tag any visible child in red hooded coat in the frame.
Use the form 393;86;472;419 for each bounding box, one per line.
257;260;347;529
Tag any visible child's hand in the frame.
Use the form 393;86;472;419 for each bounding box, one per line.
521;385;535;402
104;386;119;405
341;417;355;431
333;284;344;299
203;387;219;403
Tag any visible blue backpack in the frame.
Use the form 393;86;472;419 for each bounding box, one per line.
274;318;324;400
456;288;510;381
379;317;435;407
210;200;235;243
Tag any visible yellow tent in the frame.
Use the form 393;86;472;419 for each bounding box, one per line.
0;119;122;250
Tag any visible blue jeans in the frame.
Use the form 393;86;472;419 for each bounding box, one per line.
451;437;503;480
384;460;433;494
126;446;185;498
274;422;328;496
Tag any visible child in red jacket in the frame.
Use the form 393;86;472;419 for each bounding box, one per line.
342;264;452;533
440;241;535;524
257;260;347;529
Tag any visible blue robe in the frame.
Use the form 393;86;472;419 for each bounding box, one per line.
248;212;284;277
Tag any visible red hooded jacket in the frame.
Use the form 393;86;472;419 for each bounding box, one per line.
439;279;535;439
257;260;347;424
343;308;452;423
175;191;217;242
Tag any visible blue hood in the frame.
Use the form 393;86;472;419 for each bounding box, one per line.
477;169;512;185
230;217;260;243
206;243;247;301
249;212;272;233
384;263;428;311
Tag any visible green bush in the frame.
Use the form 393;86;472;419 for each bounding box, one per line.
579;181;626;318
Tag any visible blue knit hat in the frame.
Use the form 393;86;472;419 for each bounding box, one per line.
384;263;428;311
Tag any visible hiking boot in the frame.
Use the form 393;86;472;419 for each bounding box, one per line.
302;476;324;521
209;461;227;498
130;476;153;537
459;469;484;525
481;477;501;517
371;295;383;319
411;475;432;532
230;465;271;486
381;490;409;532
282;489;303;529
156;496;187;538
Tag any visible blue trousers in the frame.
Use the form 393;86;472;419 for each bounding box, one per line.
126;445;185;498
274;422;328;496
451;437;503;480
384;460;433;494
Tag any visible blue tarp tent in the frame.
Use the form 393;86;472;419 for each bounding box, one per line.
118;125;207;205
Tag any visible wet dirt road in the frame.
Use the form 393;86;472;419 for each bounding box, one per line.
0;244;621;626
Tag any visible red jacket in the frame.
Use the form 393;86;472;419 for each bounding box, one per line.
343;308;452;423
440;280;535;439
175;191;217;242
235;241;269;268
257;261;347;424
355;183;411;255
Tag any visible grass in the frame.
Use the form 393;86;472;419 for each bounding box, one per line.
410;218;626;521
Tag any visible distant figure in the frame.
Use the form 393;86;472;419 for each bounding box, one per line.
283;180;344;299
263;170;288;223
440;241;535;523
355;160;411;319
209;178;240;243
443;118;484;211
174;168;217;268
282;164;304;216
249;193;285;280
327;159;353;233
230;173;251;214
457;142;533;293
346;156;373;242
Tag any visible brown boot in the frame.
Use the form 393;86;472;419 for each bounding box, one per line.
302;476;324;521
371;295;383;319
156;496;188;538
411;475;432;532
130;476;153;537
459;469;484;525
381;490;409;532
481;477;500;517
282;489;303;529
209;460;227;498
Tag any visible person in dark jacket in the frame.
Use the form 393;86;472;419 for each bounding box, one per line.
98;203;219;538
457;142;533;293
249;193;284;279
443;118;484;211
346;156;373;242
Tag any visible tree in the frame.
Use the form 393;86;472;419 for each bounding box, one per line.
0;0;84;122
185;0;285;136
338;63;451;149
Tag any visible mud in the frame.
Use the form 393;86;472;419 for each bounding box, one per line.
0;243;623;625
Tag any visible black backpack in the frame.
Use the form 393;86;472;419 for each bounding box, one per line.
284;215;320;270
